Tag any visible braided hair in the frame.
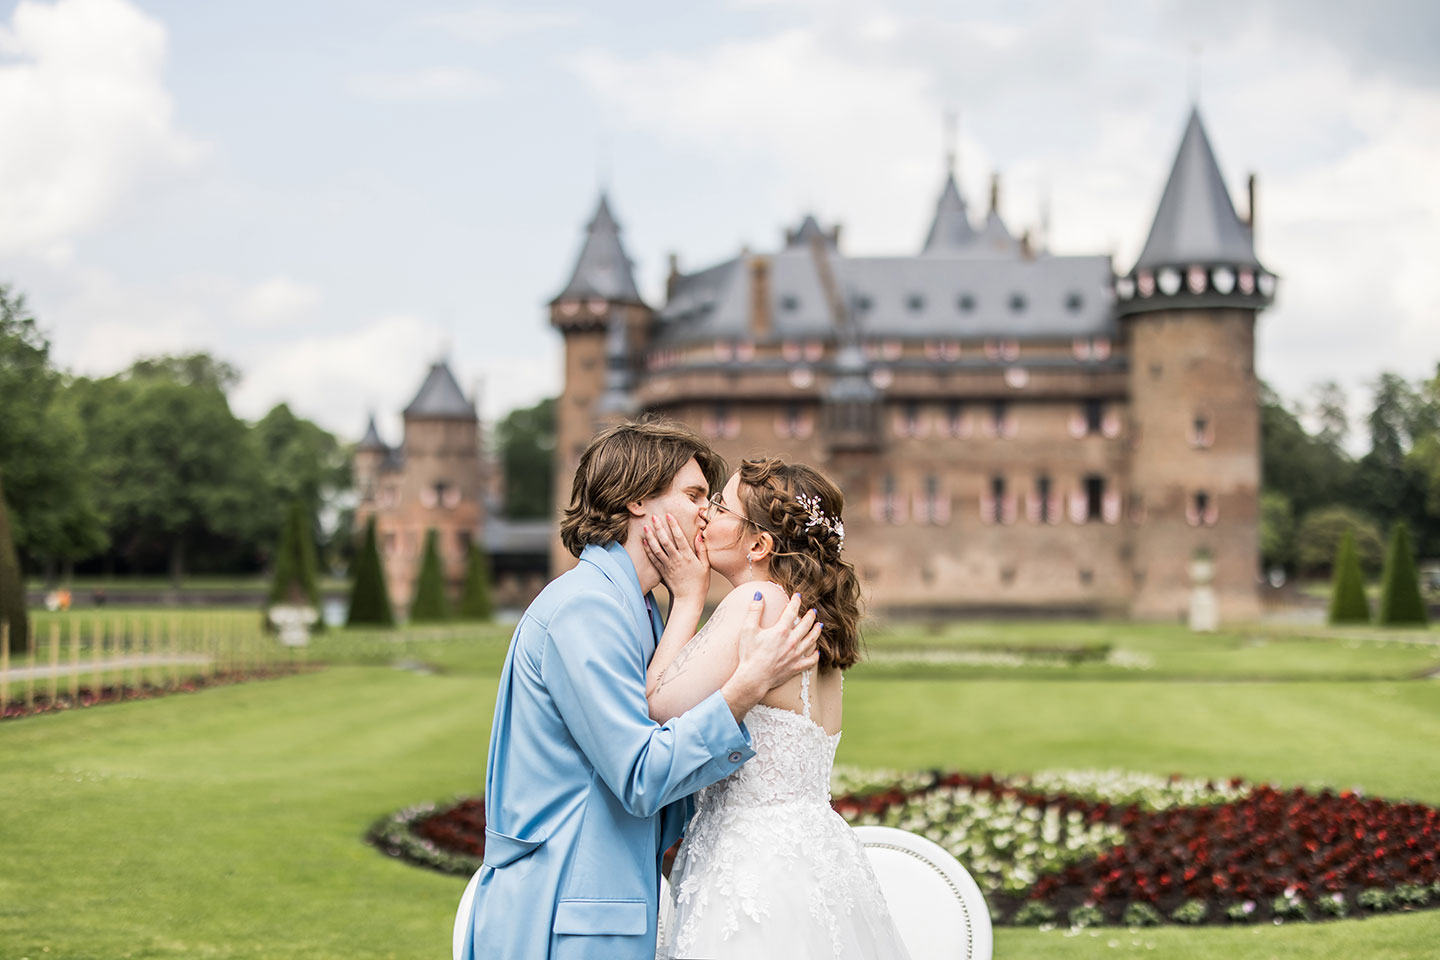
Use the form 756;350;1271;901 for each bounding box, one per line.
738;457;863;670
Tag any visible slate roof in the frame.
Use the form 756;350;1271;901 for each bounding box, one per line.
1132;108;1260;271
552;193;645;304
357;414;386;451
403;362;475;420
921;173;977;253
657;248;1117;344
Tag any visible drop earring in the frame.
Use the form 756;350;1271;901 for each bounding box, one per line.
747;553;754;580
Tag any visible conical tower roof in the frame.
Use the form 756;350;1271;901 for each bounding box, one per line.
1133;108;1260;271
552;193;645;305
921;173;976;253
403;361;475;420
357;413;386;450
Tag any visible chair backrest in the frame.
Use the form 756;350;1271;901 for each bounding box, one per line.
853;825;994;960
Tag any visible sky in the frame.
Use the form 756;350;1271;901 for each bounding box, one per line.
1;0;1436;451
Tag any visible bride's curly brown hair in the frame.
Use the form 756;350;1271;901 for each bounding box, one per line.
737;457;863;671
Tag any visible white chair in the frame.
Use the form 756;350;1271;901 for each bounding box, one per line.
854;825;994;960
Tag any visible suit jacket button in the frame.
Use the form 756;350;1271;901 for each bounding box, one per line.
727;751;743;764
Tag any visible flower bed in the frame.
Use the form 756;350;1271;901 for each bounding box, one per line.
375;767;1440;927
0;668;313;721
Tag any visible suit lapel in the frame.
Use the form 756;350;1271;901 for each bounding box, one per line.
580;542;654;659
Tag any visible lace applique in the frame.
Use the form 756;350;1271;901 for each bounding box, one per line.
662;684;900;959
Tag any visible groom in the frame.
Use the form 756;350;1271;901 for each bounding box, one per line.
461;417;818;960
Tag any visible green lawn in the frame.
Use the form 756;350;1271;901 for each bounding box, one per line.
1;618;1438;959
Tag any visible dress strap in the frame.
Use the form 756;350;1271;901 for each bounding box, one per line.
799;669;812;719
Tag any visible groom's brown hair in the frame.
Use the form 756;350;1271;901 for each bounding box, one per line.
560;416;726;557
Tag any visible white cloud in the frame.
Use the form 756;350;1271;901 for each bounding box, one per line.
421;7;578;44
0;0;203;259
231;314;450;435
234;276;323;329
349;66;500;103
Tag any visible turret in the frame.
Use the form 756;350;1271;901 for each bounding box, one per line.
1120;107;1276;622
548;193;651;574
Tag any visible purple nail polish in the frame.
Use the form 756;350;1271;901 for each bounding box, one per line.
753;590;763;601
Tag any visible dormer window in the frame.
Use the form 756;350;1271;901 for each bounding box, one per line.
906;293;925;312
1065;292;1084;312
1008;293;1027;312
957;293;976;312
780;294;800;312
855;294;874;312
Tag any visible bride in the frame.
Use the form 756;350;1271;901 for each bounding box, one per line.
641;457;911;960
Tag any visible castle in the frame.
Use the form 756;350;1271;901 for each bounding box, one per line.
546;107;1277;621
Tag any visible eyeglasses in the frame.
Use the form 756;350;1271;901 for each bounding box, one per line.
708;492;755;527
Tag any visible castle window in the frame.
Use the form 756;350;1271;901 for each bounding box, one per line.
915;474;948;525
986;475;1008;524
906;293;925;312
1008;292;1027;312
957;293;976;312
944;400;968;438
775;402;812;439
1084;475;1105;523
1084;399;1104;435
871;473;907;524
705;401;741;439
1065;292;1084;312
990;400;1014;438
1190;414;1215;449
1188;491;1219;527
1035;474;1052;523
897;400;923;437
855;293;873;312
457;530;472;555
780;294;800;312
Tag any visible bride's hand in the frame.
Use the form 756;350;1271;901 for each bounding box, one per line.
642;513;711;601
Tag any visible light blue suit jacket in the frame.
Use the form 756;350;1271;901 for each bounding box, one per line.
461;541;755;960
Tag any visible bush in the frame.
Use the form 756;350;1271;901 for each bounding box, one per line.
409;529;450;623
0;474;28;655
1170;899;1209;924
1377;523;1428;627
1272;892;1308;920
1225;900;1258;923
1123;902;1161;927
1067;904;1104;928
1012;901;1056;926
268;499;323;628
346;516;394;627
1316;893;1348;918
457;542;493;621
1358;888;1393;912
1395;883;1431;907
1297;506;1383;575
1328;529;1371;624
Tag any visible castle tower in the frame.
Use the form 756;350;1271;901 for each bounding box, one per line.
548;193;651;574
1117;107;1277;621
354;414;387;505
392;361;483;611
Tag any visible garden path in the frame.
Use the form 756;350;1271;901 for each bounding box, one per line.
2;653;212;680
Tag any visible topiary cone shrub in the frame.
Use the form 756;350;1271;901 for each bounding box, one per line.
409;529;450;623
268;498;324;630
1377;522;1428;627
1328;529;1370;625
0;474;29;655
458;541;493;621
346;516;395;627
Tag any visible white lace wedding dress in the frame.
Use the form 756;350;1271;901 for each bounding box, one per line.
658;672;911;959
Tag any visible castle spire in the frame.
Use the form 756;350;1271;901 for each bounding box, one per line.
358;413;386;451
551;192;645;305
921;172;976;253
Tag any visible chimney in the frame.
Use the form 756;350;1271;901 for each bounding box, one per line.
990;173;1000;214
1247;173;1257;242
749;256;772;340
666;252;681;299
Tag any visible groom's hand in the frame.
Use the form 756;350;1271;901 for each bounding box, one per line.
721;591;821;723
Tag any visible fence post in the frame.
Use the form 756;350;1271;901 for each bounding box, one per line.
25;624;35;711
69;617;80;703
1;622;9;716
48;621;60;706
169;615;179;689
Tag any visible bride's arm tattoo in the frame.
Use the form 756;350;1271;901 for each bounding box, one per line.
654;603;728;693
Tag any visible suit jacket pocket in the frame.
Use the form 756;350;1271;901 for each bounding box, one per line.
553;898;647;936
481;827;545;868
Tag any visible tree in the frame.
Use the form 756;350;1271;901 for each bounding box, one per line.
458;542;494;621
252;403;351;572
1259;491;1295;571
0;285;106;574
345;516;394;627
1309;379;1350;451
498;397;556;519
409;529;450;622
268;499;322;616
70;358;262;585
1260;383;1353;522
1377;522;1428;627
0;473;29;655
1328;530;1370;624
1296;506;1384;576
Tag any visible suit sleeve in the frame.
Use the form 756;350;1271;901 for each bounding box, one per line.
540;592;755;819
